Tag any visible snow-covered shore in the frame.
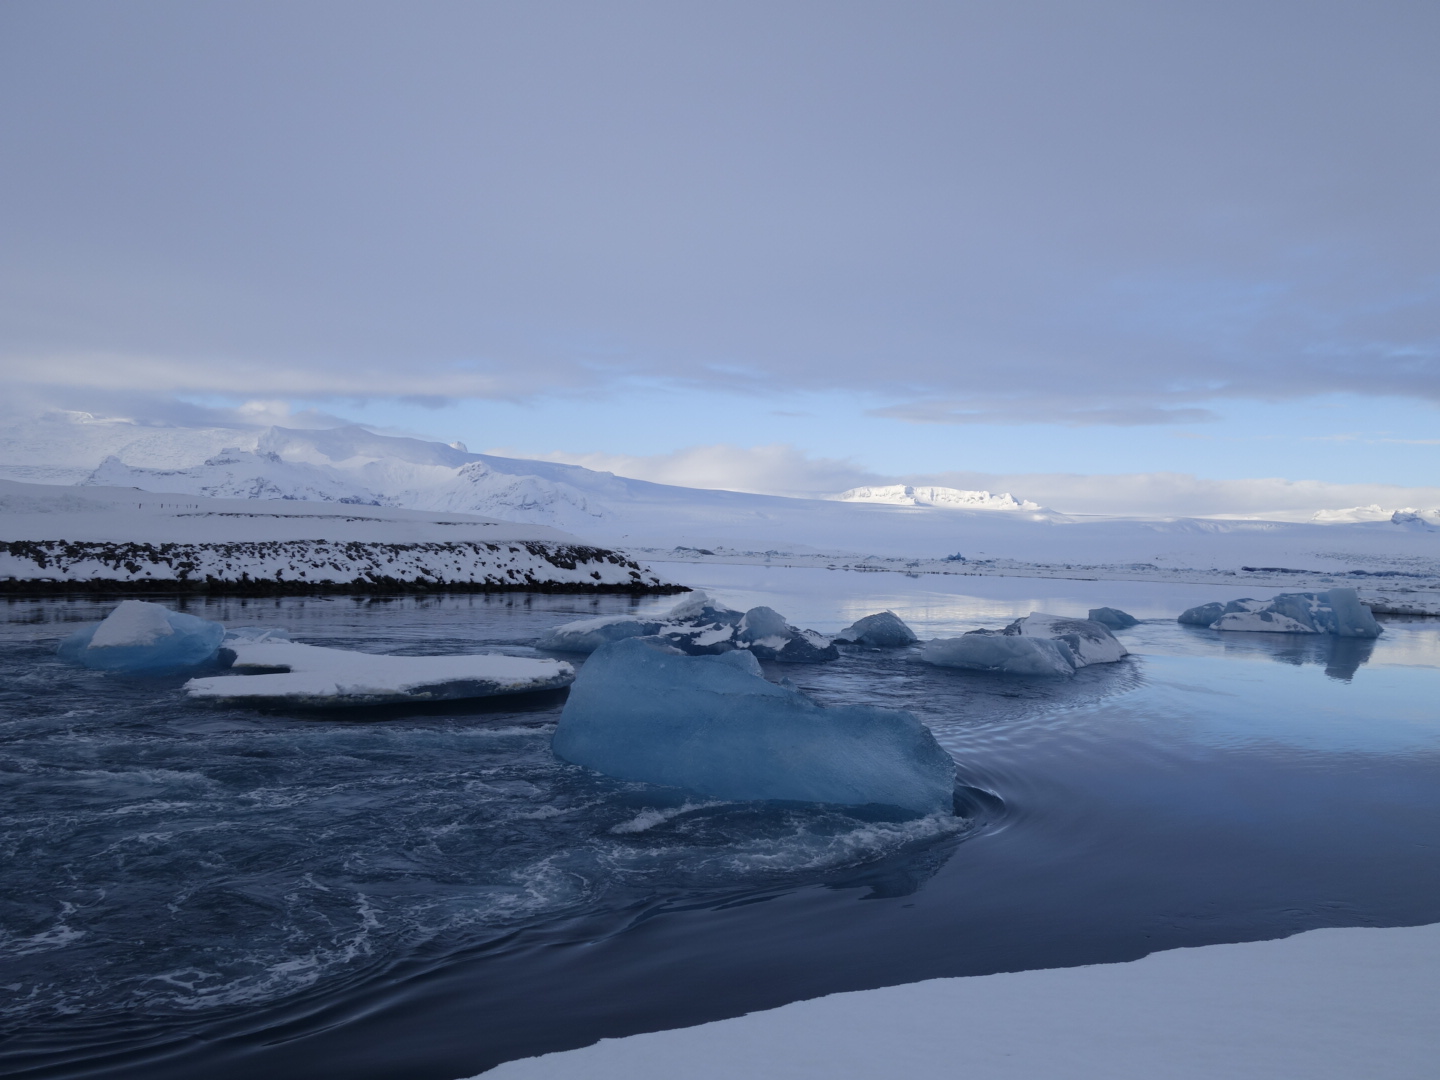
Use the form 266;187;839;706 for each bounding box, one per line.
482;922;1440;1080
0;480;677;594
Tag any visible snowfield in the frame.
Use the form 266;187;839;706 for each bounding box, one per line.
0;480;674;593
482;922;1440;1080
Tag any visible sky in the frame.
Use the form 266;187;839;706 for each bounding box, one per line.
1;1;1437;510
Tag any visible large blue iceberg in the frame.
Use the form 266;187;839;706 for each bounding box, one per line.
1178;588;1382;638
538;592;839;663
58;600;226;674
552;638;956;815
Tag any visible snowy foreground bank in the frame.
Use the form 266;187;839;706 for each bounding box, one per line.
0;480;675;593
482;923;1439;1080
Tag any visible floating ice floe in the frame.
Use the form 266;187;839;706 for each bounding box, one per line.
833;611;920;647
537;592;839;663
57;600;226;674
1178;588;1382;638
922;612;1128;676
1087;607;1139;630
552;638;956;815
185;639;574;705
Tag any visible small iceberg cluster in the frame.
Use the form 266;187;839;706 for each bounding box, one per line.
552;638;955;815
922;612;1129;676
185;639;574;706
538;592;840;663
1179;588;1382;638
57;600;225;674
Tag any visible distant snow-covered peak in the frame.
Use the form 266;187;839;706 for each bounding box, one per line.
1310;504;1440;526
833;484;1043;512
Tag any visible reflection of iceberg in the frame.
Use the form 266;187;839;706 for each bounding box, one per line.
1216;632;1377;682
553;639;956;814
57;600;225;674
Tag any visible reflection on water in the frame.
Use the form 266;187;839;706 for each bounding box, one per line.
2;575;1439;1080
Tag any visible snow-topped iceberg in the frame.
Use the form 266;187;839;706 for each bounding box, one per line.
57;600;225;674
922;612;1128;676
537;592;839;663
1180;589;1382;638
185;639;574;705
833;611;920;648
552;638;955;815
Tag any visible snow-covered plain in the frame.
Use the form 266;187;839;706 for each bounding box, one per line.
0;480;670;592
483;922;1440;1080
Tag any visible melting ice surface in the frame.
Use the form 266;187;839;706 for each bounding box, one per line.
4;571;1440;1080
553;639;956;815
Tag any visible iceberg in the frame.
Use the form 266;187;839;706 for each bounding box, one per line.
922;612;1128;676
833;611;920;648
57;600;226;674
1177;599;1264;626
538;592;838;663
1087;607;1139;630
552;639;956;815
1183;589;1382;639
185;640;574;706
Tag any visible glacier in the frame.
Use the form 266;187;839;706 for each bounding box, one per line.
551;638;956;815
833;611;920;647
922;612;1128;676
538;592;839;663
185;639;574;705
1180;588;1382;638
57;600;226;673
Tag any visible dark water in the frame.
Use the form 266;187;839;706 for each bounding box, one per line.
2;578;1439;1079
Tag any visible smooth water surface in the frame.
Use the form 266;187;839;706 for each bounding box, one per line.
2;573;1438;1079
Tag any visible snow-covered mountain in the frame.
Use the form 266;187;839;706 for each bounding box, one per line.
3;412;1439;575
835;485;1043;512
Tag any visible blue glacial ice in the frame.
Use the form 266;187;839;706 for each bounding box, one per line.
922;612;1128;676
1087;606;1140;630
833;611;920;648
57;600;226;674
1180;588;1382;638
538;592;838;663
551;638;956;815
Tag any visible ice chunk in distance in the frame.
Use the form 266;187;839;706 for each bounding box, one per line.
922;632;1077;676
833;611;920;647
1178;599;1263;626
58;600;225;674
552;639;955;815
537;614;662;653
735;606;840;663
1209;588;1382;639
1087;607;1139;630
1008;612;1128;666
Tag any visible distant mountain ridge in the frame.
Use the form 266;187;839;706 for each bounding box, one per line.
835;484;1043;512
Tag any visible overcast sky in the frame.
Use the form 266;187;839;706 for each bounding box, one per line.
1;1;1437;502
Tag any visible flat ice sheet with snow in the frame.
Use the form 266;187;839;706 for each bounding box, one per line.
185;640;574;706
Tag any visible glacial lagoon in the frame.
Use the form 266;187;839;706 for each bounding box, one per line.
3;565;1439;1079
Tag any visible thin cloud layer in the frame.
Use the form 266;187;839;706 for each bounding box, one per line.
1;1;1437;421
